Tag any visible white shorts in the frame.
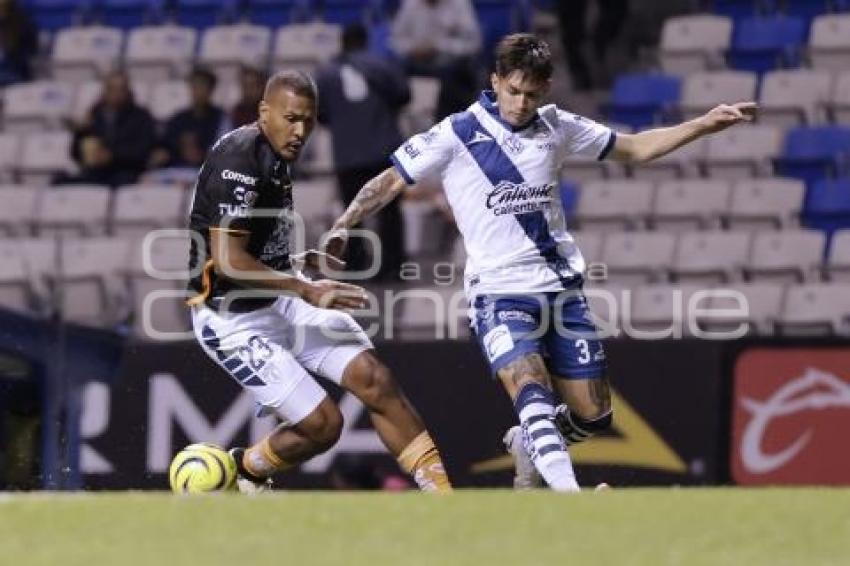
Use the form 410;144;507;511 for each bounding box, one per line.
191;296;373;425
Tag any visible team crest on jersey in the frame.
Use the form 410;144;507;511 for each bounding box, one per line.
503;134;524;155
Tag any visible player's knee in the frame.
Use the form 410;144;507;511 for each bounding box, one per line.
345;355;399;411
302;404;344;452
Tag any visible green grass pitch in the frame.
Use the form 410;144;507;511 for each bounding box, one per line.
1;488;848;566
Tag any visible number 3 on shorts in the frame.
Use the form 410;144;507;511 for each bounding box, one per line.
575;339;590;364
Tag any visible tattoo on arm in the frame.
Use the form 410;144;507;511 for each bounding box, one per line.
335;167;404;229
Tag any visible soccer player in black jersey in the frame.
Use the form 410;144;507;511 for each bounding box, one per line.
186;71;451;492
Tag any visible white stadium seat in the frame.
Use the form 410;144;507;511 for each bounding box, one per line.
3;81;76;132
680;71;757;121
575;180;654;231
672;230;751;284
0;185;40;236
18;132;77;186
829;71;850;125
652;179;731;232
51;26;124;83
746;230;826;283
199;24;271;85
726;178;804;230
777;283;850;336
659;14;732;76
601;231;676;285
0;242;32;314
825;230;850;282
37;185;111;238
809;14;850;72
701;125;783;179
125;25;197;83
758;70;833;127
73;79;153;122
625;284;706;337
272;23;342;75
629;136;707;181
399;77;440;137
700;283;784;335
148;80;191;122
0;133;21;183
571;231;605;266
111;184;187;238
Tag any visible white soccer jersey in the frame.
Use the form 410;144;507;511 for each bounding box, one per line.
391;91;616;298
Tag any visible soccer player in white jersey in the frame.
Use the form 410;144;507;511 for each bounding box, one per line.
325;34;756;491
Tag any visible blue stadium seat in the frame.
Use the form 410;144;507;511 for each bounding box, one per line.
802;178;850;243
173;0;237;29
246;0;297;27
774;126;850;186
93;0;164;29
322;0;366;25
559;180;579;218
606;73;680;130
727;16;807;73
712;0;778;20
26;0;91;31
783;0;829;28
474;0;519;57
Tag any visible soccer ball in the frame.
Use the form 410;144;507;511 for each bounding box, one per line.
168;443;237;494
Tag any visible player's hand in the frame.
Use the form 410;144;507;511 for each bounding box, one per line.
699;102;758;134
290;249;346;278
322;228;349;264
301;279;368;310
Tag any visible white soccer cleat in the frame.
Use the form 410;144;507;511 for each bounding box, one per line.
228;448;273;494
503;425;544;490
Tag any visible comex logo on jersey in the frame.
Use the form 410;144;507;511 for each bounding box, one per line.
485;181;554;216
221;169;258;186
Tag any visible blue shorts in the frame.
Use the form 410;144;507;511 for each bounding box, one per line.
471;290;607;379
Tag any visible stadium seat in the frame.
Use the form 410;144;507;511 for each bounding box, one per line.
199;24;272;85
72;79;153;122
3;81;76;133
51;26;124;83
629;136;707;181
671;231;751;284
18;132;77;186
701;283;785;336
745;229;826;283
271;23;342;75
0;185;40;237
0;242;32;314
777;282;850;336
825;229;850;281
322;0;368;25
726;177;805;230
174;0;238;29
291;176;343;247
111;184;187;238
625;284;706;338
659;14;733;76
399;77;440;137
245;0;298;28
601;232;676;285
701;125;783;178
37;185;111;238
679;71;758;121
783;0;830;28
27;0;88;32
125;25;197;83
54;237;131;327
148;80;191;122
0;134;22;183
575;180;654;231
773;126;850;186
652;180;731;232
801;178;850;236
606;73;681;130
95;0;165;30
828;71;850;125
809;14;850;71
711;0;774;20
727;16;807;74
571;231;605;266
125;235;192;340
758;70;832;127
561;151;626;184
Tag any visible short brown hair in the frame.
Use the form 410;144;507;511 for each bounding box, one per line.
494;33;553;83
264;70;317;101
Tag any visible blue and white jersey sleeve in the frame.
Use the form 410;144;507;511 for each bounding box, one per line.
390;118;457;185
555;109;617;163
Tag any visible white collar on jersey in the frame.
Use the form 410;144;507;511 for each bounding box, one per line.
478;90;541;134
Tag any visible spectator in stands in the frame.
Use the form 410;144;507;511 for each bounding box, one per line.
151;67;228;169
556;0;629;91
231;65;267;128
66;70;156;187
0;0;38;86
391;0;481;120
317;23;410;281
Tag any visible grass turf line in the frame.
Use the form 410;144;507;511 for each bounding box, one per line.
1;488;848;566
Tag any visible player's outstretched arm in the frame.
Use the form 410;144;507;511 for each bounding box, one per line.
323;166;407;259
610;101;758;164
210;228;367;310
